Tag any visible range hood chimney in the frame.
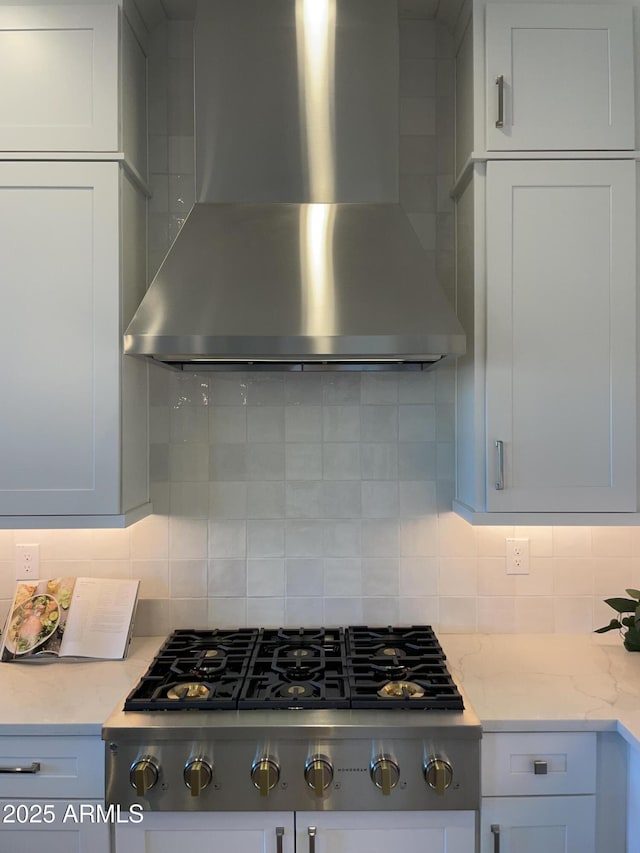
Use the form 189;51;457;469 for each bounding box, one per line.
124;0;466;370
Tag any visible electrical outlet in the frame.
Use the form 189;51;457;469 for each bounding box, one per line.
15;544;40;581
506;537;529;575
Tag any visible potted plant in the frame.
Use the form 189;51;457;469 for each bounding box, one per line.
594;588;640;651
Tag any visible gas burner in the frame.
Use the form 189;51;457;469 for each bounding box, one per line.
374;646;407;659
286;647;317;660
170;650;228;679
194;648;228;675
166;682;212;700
276;682;316;699
371;662;408;679
377;681;425;699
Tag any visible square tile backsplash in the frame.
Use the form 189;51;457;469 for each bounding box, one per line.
1;16;637;638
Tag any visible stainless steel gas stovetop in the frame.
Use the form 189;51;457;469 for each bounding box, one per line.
103;625;481;812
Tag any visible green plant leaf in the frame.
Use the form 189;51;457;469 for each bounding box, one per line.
604;597;638;613
625;626;640;644
627;589;640;600
594;618;622;633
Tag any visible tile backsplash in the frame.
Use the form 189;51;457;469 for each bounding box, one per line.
0;15;635;638
1;361;638;638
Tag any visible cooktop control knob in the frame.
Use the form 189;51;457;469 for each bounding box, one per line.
370;755;400;795
304;756;333;796
251;757;280;797
424;758;453;796
184;759;213;797
129;757;159;796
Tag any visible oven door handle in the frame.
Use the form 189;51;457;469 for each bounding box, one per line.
276;826;284;853
308;825;317;853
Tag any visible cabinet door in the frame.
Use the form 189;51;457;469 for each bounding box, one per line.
115;812;295;853
485;4;634;151
0;801;109;853
486;160;636;512
0;162;121;515
0;6;118;152
296;811;475;853
481;796;595;853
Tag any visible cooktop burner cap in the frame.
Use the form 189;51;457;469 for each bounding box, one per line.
377;681;425;699
166;682;212;700
277;683;315;699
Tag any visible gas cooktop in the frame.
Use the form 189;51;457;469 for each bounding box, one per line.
123;625;464;712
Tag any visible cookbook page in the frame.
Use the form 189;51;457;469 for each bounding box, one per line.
58;578;139;659
1;578;76;661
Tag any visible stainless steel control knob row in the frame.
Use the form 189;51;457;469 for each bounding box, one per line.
424;758;453;795
129;757;159;796
184;758;213;797
304;756;333;796
370;755;400;795
251;757;280;797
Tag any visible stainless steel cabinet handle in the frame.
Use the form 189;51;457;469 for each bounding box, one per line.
0;762;40;774
276;826;284;853
495;75;504;127
495;440;504;490
308;825;317;853
534;759;548;775
491;824;501;853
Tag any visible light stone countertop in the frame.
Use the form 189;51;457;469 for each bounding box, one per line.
0;636;163;736
1;634;639;751
440;634;640;749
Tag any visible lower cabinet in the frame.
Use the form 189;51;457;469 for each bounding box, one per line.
115;812;295;853
0;800;110;853
480;796;595;853
296;811;476;852
115;810;476;853
481;732;597;853
0;735;108;853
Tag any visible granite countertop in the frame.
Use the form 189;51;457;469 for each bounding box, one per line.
1;634;639;749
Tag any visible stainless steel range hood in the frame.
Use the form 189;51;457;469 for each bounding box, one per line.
124;0;465;369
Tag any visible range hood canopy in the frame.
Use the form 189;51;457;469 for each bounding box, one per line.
124;0;465;370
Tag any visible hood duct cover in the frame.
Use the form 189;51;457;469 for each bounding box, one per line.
124;0;466;369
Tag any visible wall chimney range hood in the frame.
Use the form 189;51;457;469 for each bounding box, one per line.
124;0;466;370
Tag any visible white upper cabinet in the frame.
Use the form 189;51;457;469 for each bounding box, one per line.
0;5;119;153
485;159;636;513
0;161;149;524
484;3;635;151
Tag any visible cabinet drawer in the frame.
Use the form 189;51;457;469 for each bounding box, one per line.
0;737;104;799
482;732;596;796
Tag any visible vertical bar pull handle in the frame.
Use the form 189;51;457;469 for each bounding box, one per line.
276;826;284;853
308;826;317;853
495;440;504;490
491;824;501;853
495;75;504;127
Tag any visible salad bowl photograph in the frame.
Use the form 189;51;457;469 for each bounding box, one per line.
4;594;61;656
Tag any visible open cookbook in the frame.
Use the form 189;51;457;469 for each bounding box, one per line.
0;577;139;662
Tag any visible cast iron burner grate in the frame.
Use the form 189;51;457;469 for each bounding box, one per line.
122;629;258;711
123;625;463;711
346;625;464;710
238;628;350;708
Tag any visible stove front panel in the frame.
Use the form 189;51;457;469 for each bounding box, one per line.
105;734;480;811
